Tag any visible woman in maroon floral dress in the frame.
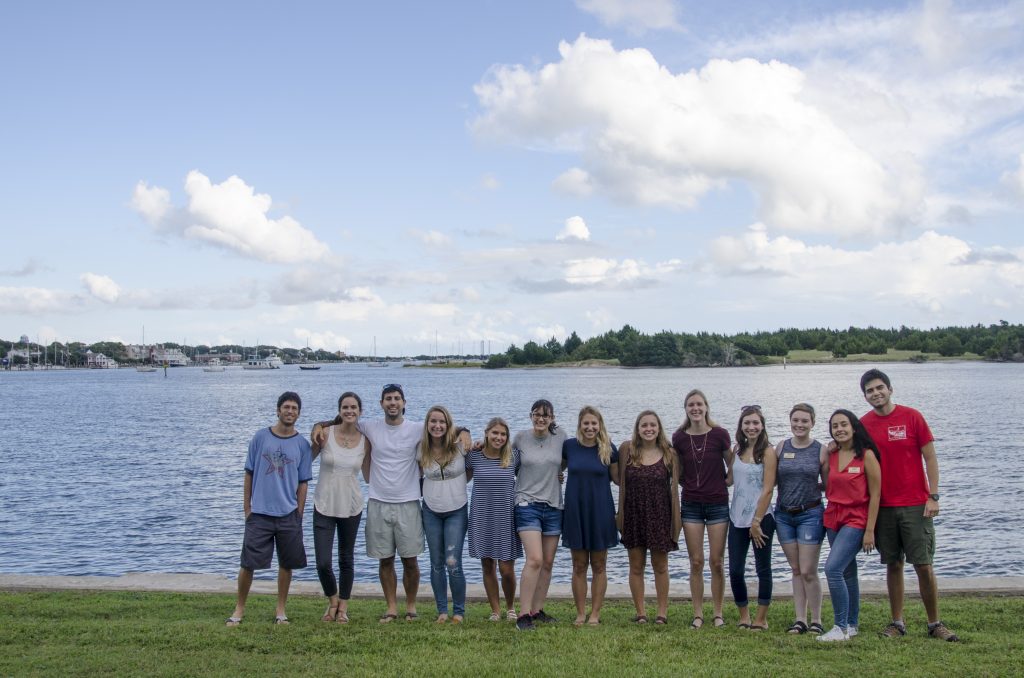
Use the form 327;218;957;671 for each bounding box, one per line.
616;410;681;625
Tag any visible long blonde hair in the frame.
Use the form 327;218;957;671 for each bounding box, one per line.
419;405;459;470
680;388;718;431
577;405;613;466
484;417;514;468
628;410;676;475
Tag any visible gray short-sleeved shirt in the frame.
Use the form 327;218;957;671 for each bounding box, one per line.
513;427;568;508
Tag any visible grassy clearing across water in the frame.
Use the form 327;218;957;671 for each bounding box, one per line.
1;591;1020;677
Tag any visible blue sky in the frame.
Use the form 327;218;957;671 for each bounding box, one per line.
2;0;1022;355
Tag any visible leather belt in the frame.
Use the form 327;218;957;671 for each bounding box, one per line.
782;499;821;515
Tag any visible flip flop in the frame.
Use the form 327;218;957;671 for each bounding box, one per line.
225;617;242;627
274;615;290;625
738;623;751;629
379;613;398;624
336;612;349;624
750;624;768;631
690;616;704;629
713;615;726;628
655;616;668;625
633;615;649;624
404;612;419;621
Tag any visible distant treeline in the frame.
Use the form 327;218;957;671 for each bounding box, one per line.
483;322;1024;369
0;341;340;366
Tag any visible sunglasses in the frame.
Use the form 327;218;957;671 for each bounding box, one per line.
741;404;762;411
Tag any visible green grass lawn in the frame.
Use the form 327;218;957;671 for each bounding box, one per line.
1;591;1020;677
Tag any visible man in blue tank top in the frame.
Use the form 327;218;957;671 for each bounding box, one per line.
226;391;313;626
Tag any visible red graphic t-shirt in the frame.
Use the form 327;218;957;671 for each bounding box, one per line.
860;405;933;507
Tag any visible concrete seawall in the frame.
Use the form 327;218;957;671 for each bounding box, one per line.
3;573;1022;600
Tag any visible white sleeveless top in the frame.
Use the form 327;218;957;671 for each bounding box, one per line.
729;456;774;528
421;446;468;513
314;431;365;518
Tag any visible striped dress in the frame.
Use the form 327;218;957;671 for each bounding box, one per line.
467;448;522;561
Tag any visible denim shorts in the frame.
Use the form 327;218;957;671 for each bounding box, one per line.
774;504;825;545
515;502;563;536
680;500;730;525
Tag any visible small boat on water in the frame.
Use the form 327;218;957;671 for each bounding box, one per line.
203;358;226;372
299;364;321;370
136;326;156;372
243;353;280;370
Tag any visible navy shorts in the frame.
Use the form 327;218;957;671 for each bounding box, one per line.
240;510;307;570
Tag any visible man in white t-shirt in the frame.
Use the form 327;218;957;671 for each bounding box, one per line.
315;383;423;622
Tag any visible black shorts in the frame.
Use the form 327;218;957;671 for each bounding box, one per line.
240;510;307;570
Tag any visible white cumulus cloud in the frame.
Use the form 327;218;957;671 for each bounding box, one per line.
1003;154;1024;198
80;273;121;303
473;35;912;237
552;167;593;196
575;0;682;33
131;171;330;264
410;229;453;247
557;216;591;241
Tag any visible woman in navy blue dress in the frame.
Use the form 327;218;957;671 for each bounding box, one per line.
562;406;619;626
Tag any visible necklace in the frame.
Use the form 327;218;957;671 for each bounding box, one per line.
336;428;360;448
689;431;710;487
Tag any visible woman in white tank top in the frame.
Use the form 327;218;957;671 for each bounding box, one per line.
311;391;370;624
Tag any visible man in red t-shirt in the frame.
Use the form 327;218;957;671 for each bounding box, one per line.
859;369;958;642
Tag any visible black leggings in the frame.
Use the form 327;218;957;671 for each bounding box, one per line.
313;508;361;599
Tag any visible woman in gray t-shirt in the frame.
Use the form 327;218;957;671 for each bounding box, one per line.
511;399;567;630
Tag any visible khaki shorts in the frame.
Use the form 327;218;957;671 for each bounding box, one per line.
875;505;935;565
366;499;424;559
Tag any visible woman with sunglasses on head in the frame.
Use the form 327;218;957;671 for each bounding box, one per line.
418;405;472;624
562;406;619;626
616;410;680;625
672;389;733;629
512;398;567;631
726;405;777;631
817;409;881;642
775;403;828;636
310;391;371;624
466;417;522;622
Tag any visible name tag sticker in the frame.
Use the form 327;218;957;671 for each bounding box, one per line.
848;466;861;473
783;452;796;459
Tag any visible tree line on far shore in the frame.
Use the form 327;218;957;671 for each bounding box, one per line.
483;321;1024;369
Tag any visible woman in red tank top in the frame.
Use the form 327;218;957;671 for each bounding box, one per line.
817;409;881;642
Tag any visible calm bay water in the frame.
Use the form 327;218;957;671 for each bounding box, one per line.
0;361;1020;585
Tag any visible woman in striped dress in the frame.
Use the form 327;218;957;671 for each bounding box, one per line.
467;417;522;621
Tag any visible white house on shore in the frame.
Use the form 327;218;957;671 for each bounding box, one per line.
85;350;118;369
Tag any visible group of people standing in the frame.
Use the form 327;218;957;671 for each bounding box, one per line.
225;369;959;644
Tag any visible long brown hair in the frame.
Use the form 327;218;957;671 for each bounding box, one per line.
628;410;676;475
418;405;459;470
735;406;771;464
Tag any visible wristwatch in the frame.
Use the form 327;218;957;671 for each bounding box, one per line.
929;493;940;501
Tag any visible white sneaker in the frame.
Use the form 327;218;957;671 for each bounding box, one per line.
816;625;849;642
847;625;858;637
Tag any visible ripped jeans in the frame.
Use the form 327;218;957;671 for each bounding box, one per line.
421;502;468;616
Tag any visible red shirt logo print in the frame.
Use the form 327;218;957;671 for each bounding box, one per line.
887;425;907;442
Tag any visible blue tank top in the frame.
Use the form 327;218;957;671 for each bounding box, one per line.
775;439;822;510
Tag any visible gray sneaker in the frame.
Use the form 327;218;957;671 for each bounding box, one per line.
532;609;557;624
515;614;536;631
928;621;960;642
880;621;906;638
